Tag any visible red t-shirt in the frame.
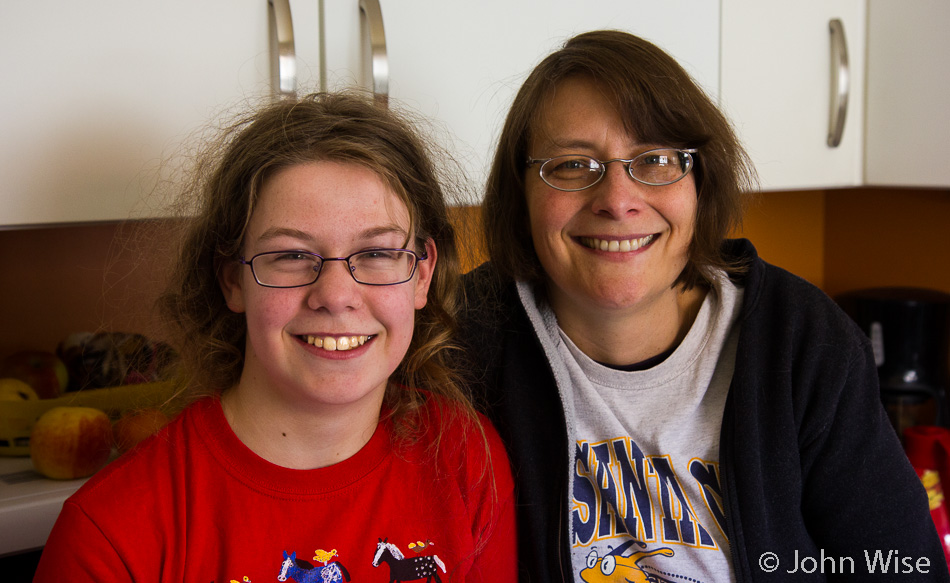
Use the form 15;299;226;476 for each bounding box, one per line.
35;396;516;582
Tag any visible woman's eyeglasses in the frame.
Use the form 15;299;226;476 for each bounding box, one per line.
527;148;698;191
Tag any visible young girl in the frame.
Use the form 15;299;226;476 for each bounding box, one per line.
34;92;516;582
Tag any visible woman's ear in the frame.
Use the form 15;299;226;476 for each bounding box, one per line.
413;238;437;310
218;259;247;314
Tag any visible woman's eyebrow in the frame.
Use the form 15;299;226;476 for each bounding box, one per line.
544;138;599;151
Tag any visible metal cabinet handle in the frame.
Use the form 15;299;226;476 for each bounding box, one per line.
359;0;389;105
827;18;849;148
269;0;297;96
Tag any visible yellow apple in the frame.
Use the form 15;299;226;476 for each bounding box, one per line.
0;377;39;401
113;408;170;454
30;406;112;480
0;350;69;399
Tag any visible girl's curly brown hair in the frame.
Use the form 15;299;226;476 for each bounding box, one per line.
158;91;473;442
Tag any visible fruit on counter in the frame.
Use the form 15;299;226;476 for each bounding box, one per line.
113;408;171;454
0;350;69;399
30;406;112;480
0;377;40;401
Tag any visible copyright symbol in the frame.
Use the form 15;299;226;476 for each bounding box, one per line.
759;552;779;573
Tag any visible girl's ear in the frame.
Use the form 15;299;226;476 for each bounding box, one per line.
218;259;247;314
413;238;437;310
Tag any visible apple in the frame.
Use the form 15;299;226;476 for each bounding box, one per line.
113;408;170;454
0;350;69;399
30;406;112;480
0;377;39;401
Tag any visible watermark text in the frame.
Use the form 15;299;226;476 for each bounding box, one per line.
758;549;931;575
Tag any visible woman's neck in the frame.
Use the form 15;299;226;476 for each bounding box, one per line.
551;284;708;367
220;379;383;470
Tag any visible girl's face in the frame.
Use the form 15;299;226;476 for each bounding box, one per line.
220;161;435;413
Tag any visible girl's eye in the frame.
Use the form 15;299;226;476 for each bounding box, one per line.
273;252;311;262
361;250;399;261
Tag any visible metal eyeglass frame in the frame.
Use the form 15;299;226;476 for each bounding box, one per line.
526;148;699;191
239;248;427;288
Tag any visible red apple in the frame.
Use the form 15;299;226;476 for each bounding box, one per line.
113;408;170;454
30;406;112;480
0;350;69;399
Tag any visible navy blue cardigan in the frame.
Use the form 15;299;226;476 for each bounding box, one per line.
458;239;948;582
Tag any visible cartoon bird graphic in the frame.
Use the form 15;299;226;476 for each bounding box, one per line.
313;548;338;565
408;539;434;553
229;577;251;583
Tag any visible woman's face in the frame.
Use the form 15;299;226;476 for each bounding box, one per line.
220;161;435;411
525;77;697;319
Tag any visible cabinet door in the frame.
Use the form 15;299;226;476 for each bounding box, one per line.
322;0;720;204
865;0;950;187
720;0;865;191
0;0;320;227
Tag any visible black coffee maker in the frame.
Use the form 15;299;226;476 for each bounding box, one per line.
838;287;950;439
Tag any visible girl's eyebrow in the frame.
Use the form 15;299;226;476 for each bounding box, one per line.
257;225;409;244
360;225;410;240
258;227;314;243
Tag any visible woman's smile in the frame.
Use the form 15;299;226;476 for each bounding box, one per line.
577;234;657;253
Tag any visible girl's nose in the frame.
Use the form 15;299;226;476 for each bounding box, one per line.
306;259;362;311
589;161;645;218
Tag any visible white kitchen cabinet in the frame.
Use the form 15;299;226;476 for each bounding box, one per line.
720;0;867;192
321;0;721;205
0;0;321;227
864;0;950;187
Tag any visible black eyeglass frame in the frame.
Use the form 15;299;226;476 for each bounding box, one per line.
238;248;428;288
526;147;699;191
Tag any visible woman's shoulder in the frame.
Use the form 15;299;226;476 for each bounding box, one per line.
724;239;869;356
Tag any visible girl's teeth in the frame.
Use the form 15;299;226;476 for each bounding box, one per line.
583;235;654;252
305;335;368;351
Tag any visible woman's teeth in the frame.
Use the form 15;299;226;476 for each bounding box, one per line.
581;234;655;252
305;335;370;351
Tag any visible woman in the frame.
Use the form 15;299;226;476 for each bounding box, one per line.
459;30;947;582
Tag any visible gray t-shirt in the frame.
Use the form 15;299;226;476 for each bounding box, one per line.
518;272;743;583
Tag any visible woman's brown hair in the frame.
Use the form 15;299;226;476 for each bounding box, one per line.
158;91;471;440
483;29;757;289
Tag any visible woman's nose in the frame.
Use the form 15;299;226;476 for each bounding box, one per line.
306;259;362;311
589;161;645;218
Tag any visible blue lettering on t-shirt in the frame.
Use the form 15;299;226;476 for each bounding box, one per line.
689;459;727;536
572;438;724;549
650;457;715;547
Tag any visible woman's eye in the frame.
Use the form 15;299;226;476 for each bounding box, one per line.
553;158;593;171
640;154;668;166
636;150;682;169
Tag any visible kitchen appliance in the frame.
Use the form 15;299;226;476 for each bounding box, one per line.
904;425;950;565
838;287;950;438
